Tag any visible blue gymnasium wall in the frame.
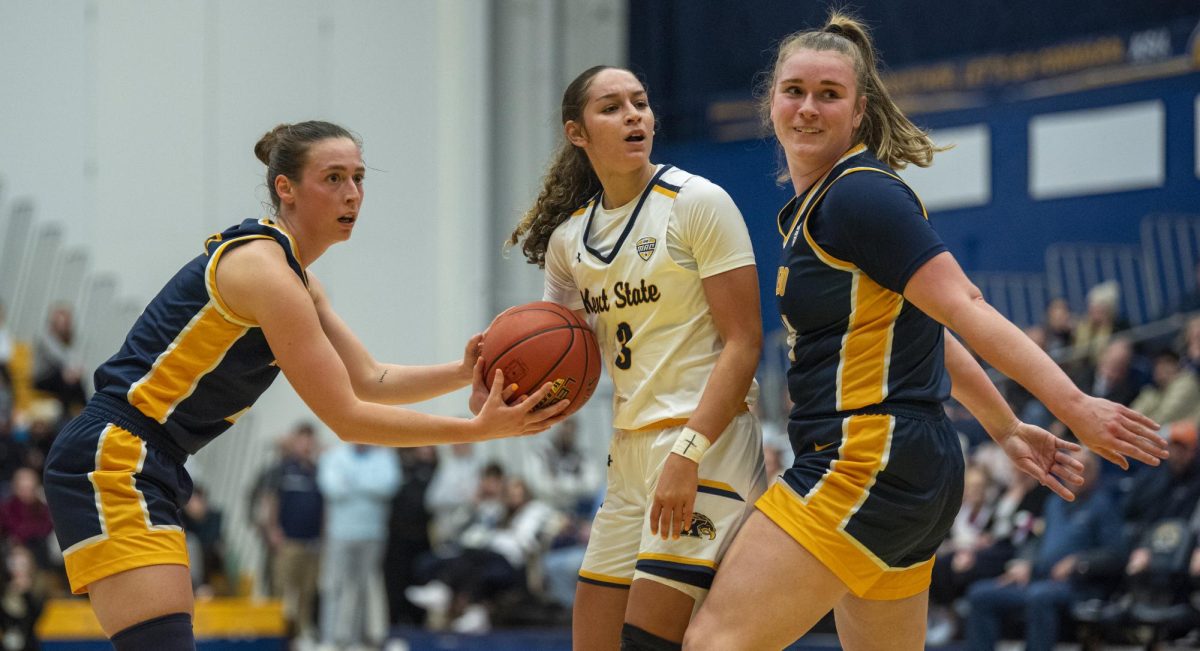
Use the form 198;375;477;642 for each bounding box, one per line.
655;71;1200;331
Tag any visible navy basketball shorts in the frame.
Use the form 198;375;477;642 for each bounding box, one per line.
44;411;193;594
756;411;964;600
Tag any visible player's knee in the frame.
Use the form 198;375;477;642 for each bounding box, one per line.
621;622;682;651
111;612;194;651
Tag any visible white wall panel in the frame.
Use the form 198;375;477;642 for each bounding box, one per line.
1030;101;1165;200
899;125;991;211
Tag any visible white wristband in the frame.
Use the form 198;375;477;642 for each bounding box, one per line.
671;427;712;464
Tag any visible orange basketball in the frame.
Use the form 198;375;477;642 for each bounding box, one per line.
481;301;601;418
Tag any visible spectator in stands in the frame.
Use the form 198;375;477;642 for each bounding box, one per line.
965;449;1124;651
318;442;401;650
523;418;601;516
408;461;506;629
1181;315;1200;374
1043;298;1075;360
1122;421;1200;547
1130;350;1200;426
385;445;438;626
181;485;226;598
541;487;603;611
32;304;87;417
408;476;562;634
424;442;486;546
1076;337;1140;407
0;544;44;651
1073;281;1127;366
265;423;323;643
0;468;54;569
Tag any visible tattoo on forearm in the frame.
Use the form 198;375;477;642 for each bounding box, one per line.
379;369;388;383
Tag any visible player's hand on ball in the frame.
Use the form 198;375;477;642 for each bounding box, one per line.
474;369;570;439
468;357;517;415
459;332;483;383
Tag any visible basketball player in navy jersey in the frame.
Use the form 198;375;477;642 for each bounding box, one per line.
504;66;767;651
684;13;1167;651
42;121;569;650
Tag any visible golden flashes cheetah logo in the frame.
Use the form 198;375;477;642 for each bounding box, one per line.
684;512;717;540
535;377;576;409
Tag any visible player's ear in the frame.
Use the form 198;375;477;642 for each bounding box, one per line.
565;120;588;147
275;174;295;205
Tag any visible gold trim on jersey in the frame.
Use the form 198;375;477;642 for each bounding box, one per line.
258;217;305;268
570;202;593;218
652;185;678;199
206;235;273;327
837;274;903;411
778;143;868;242
63;425;187;595
127;304;250;423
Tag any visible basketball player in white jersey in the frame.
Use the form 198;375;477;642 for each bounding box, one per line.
504;66;767;650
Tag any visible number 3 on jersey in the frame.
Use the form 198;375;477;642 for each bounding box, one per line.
614;321;633;370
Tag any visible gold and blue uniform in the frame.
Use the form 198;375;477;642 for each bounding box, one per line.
756;145;964;600
44;218;304;594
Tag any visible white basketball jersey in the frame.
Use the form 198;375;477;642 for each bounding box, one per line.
545;165;758;430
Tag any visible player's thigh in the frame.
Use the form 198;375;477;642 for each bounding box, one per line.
88;564;194;637
574;581;629;651
684;512;848;651
833;589;929;651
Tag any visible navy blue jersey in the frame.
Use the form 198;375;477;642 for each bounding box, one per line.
91;218;306;457
775;146;950;418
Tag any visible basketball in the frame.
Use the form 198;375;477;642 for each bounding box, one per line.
481;301;602;418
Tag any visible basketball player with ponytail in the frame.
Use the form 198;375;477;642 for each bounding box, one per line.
684;12;1166;650
42;121;568;650
507;67;767;649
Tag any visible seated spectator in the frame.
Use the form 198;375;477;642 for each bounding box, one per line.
523;419;601;516
1122;422;1200;544
965;449;1125;651
541;487;603;611
1073;281;1128;368
1073;337;1140;407
927;464;1003;643
424;442;486;547
0;544;44;651
32;304;87;417
1043;298;1075;360
181;485;227;598
408;476;562;634
0;468;54;569
1181;315;1200;374
1131;351;1200;426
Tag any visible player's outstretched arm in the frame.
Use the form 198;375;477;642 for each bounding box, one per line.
307;275;477;405
217;241;565;446
904;251;1166;470
944;332;1084;500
